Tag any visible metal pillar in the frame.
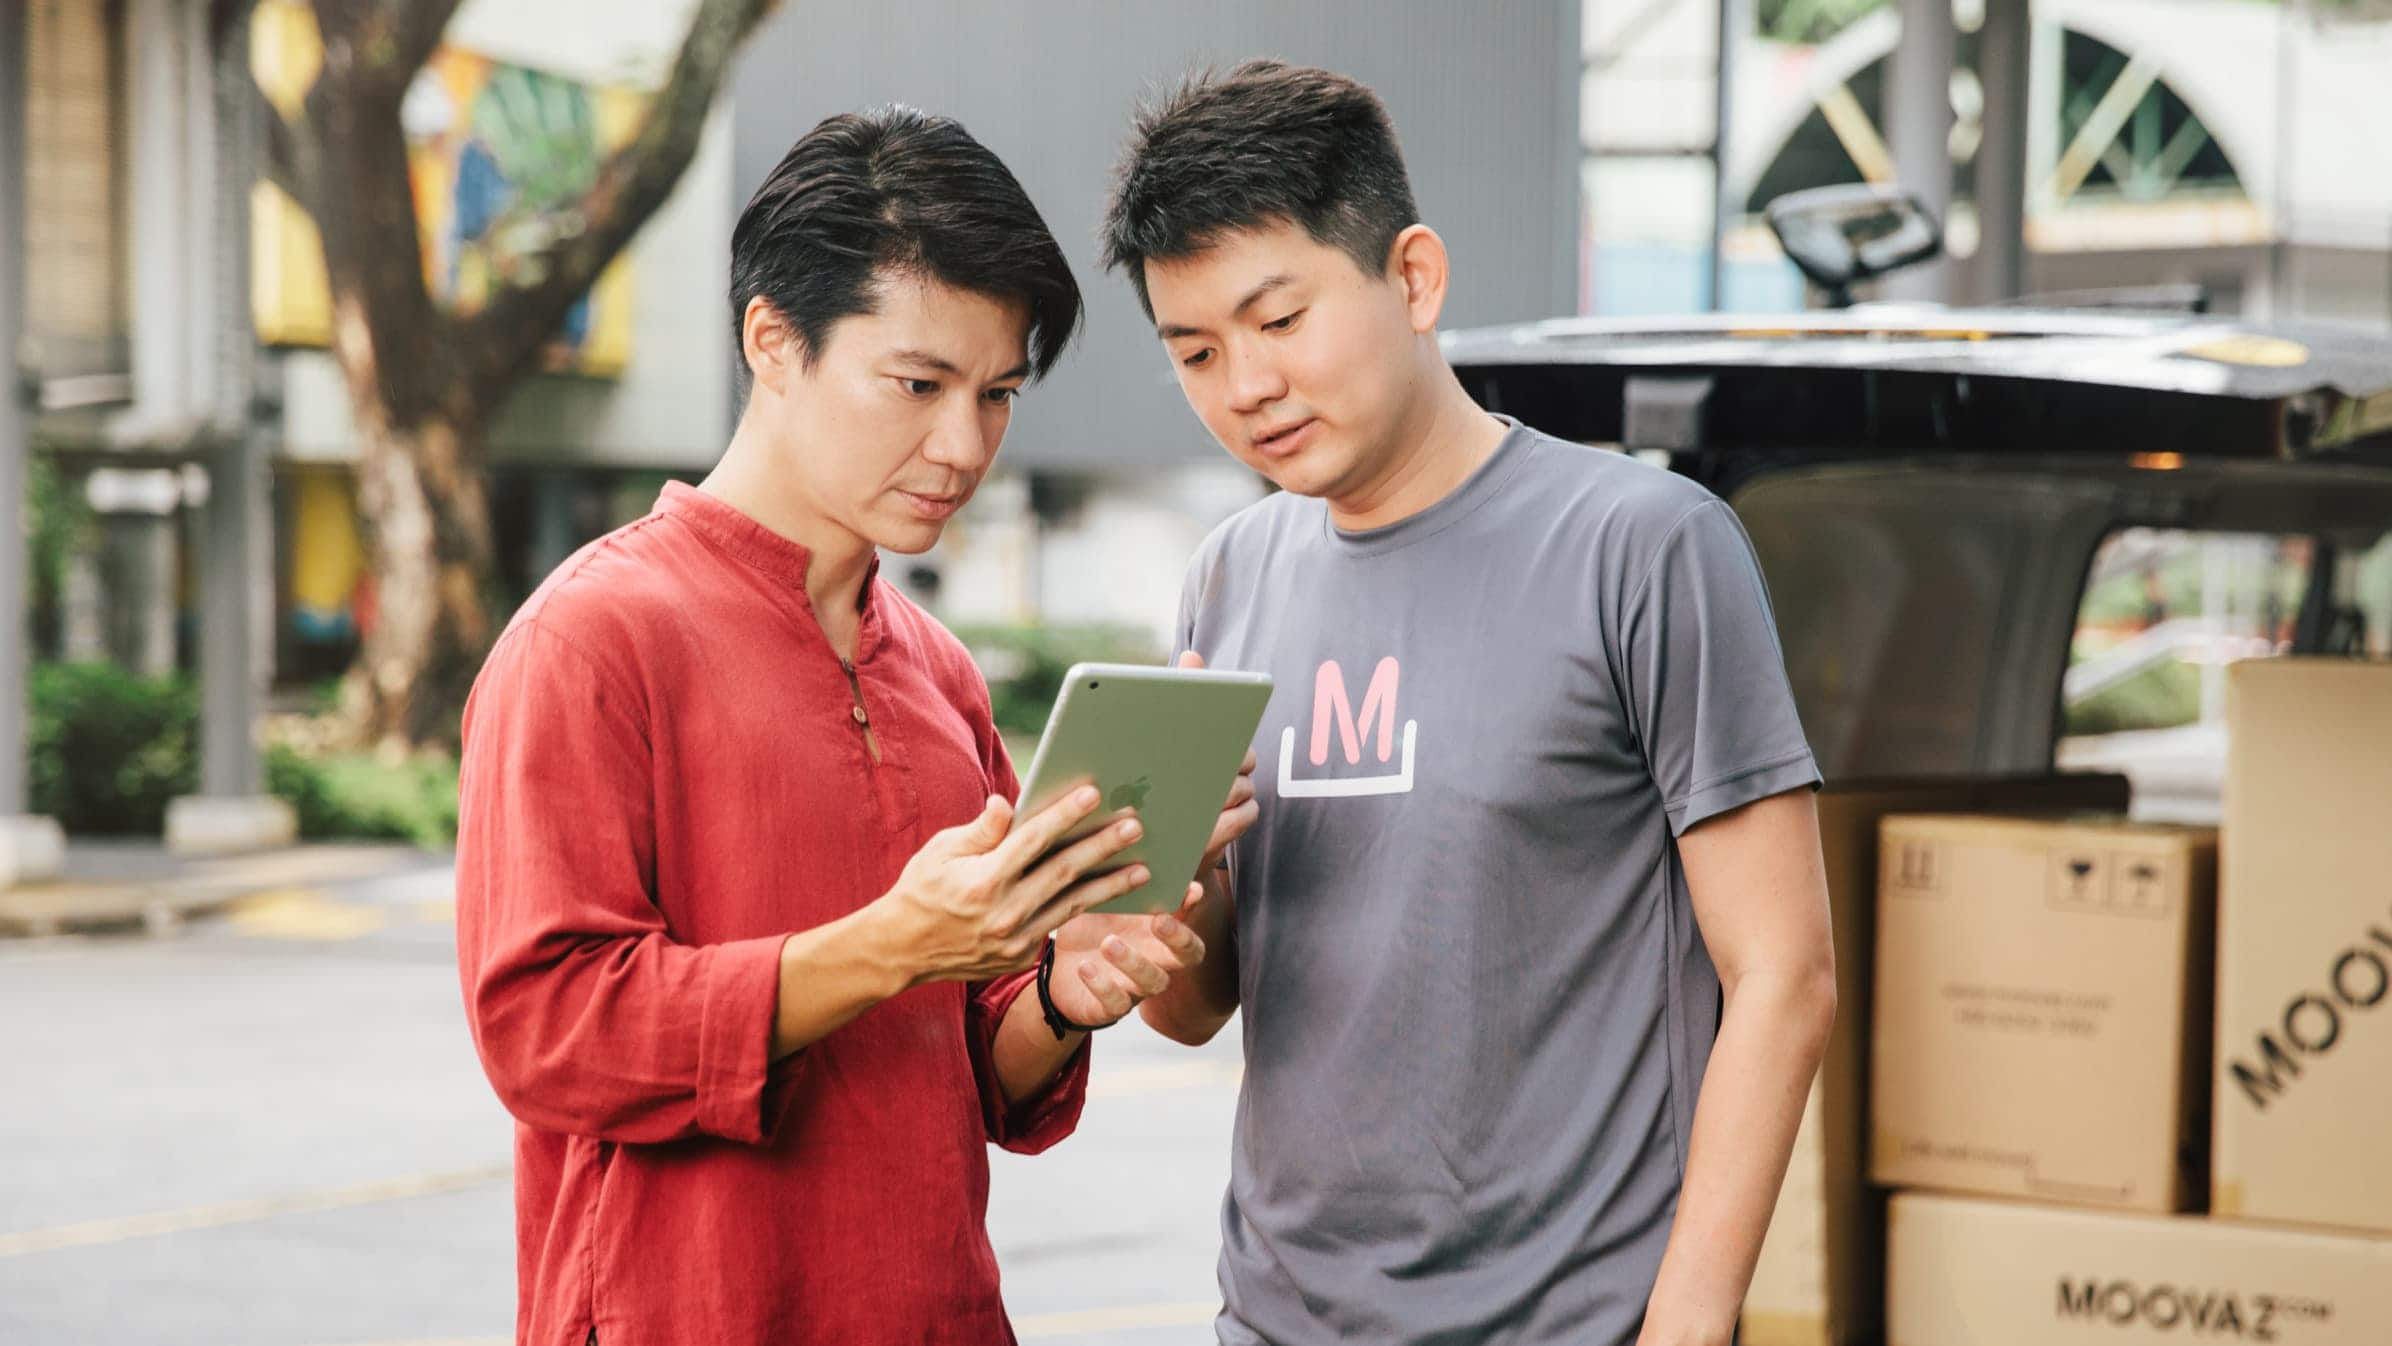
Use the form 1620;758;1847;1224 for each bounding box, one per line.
198;449;271;799
1885;0;1956;302
199;0;264;801
125;0;197;435
1970;0;2031;303
0;8;63;884
168;0;290;854
0;3;30;819
530;473;584;581
1709;0;1751;311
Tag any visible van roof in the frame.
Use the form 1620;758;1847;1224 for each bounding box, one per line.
1441;307;2392;462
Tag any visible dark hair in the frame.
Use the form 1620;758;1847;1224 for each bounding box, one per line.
730;106;1082;381
1100;60;1420;319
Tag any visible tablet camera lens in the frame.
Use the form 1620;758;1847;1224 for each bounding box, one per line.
1089;681;1100;690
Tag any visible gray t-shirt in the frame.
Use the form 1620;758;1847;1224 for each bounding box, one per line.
1176;419;1820;1346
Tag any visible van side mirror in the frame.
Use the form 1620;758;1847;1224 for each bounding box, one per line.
1765;185;1945;308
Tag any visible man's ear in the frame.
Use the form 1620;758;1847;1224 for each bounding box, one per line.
1386;224;1451;335
741;296;800;397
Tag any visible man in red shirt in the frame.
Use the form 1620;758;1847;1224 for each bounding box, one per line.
455;108;1246;1345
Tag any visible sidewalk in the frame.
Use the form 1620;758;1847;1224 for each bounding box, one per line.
0;841;442;938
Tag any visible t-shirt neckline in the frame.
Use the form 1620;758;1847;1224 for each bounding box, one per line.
1324;415;1534;558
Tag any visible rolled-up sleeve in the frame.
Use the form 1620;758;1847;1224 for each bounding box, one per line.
456;620;798;1146
958;680;1090;1152
967;970;1090;1152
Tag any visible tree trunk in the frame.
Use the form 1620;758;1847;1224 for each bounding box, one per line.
270;0;774;755
342;416;496;755
302;13;488;757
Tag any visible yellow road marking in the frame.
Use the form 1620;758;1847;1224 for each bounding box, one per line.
0;1164;509;1259
1016;1300;1220;1337
224;887;390;941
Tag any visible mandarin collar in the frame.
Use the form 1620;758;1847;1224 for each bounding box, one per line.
654;482;885;633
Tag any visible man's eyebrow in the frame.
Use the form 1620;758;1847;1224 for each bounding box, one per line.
889;349;1031;383
888;348;961;375
1231;273;1297;319
1154;273;1299;341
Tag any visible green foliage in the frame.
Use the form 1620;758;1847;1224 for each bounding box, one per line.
1758;0;1891;45
951;622;1164;740
2076;533;2314;631
27;661;459;845
29;663;199;834
2062;659;2202;737
264;746;460;850
27;455;90;610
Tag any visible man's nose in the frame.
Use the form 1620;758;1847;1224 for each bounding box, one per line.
923;402;997;471
1225;346;1289;416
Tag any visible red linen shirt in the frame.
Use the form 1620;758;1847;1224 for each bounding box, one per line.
455;482;1087;1345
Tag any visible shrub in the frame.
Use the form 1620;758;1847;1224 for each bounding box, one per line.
949;622;1162;739
2062;659;2202;737
29;663;199;834
264;745;459;849
26;659;460;846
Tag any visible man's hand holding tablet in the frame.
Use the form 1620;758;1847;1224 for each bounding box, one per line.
1013;654;1269;1030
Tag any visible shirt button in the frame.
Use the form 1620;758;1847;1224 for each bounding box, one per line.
852;705;869;725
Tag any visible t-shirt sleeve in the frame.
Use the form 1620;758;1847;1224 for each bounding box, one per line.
1170;544;1205;662
1619;499;1821;836
455;620;802;1147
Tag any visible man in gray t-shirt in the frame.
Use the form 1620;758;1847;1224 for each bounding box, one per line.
1176;419;1818;1342
1102;61;1836;1346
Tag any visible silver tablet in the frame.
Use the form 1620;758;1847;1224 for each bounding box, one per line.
1010;662;1274;915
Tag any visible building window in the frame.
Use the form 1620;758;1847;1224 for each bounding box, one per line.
23;0;130;383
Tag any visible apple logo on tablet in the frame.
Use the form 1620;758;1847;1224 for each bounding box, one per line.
1110;777;1153;812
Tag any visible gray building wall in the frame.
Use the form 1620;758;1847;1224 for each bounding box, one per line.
730;1;1582;470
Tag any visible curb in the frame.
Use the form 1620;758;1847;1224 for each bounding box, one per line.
0;845;440;938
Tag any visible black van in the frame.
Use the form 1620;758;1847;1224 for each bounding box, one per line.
1445;308;2392;817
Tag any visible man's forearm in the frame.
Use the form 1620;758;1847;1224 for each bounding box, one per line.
991;987;1089;1104
769;905;916;1061
1639;967;1836;1344
1137;866;1239;1044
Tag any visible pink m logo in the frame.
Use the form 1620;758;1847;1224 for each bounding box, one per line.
1310;657;1402;766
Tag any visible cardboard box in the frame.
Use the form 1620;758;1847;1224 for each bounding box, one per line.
2215;659;2392;1235
1741;775;2129;1346
1871;813;2215;1212
1888;1193;2392;1346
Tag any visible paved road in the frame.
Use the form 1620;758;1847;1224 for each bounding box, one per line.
0;859;1243;1344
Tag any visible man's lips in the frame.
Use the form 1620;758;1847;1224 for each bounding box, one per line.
898;490;964;520
1252;417;1318;458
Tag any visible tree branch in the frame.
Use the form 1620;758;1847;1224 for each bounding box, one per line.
455;0;779;411
370;0;464;88
302;0;459;429
208;0;258;50
251;75;317;211
309;0;465;100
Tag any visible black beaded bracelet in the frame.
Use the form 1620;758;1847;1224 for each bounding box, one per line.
1035;936;1106;1041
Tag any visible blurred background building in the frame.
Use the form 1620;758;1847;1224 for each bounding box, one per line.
1584;0;2392;323
728;1;1582;640
5;0;2390;852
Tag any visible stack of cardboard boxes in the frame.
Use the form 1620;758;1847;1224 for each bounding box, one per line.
1742;659;2392;1346
1739;773;2132;1345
